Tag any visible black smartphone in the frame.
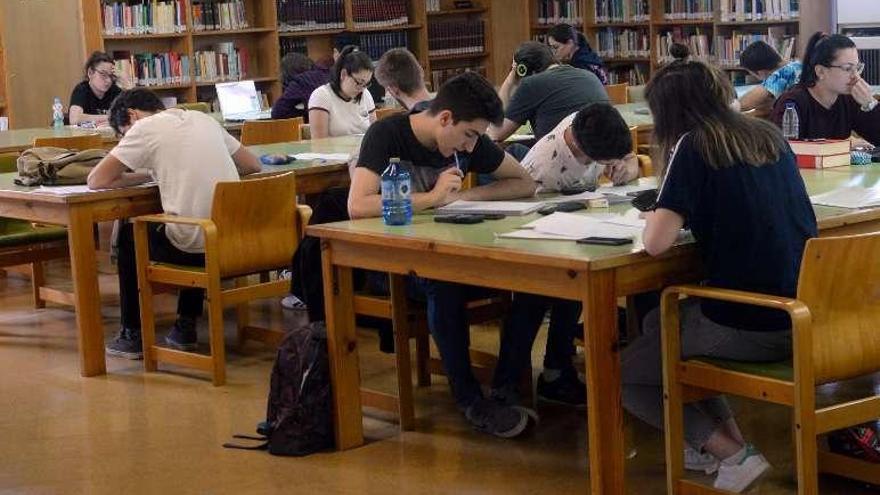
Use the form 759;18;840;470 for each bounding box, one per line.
434;214;484;224
537;204;558;215
560;184;597;195
576;236;633;246
630;189;658;212
554;201;586;213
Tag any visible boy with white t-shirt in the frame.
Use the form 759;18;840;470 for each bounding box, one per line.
87;88;262;359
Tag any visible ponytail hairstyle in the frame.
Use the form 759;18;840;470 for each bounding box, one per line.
799;32;857;88
513;41;555;77
329;45;374;102
669;43;690;62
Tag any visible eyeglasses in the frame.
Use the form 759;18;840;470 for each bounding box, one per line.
826;62;865;76
94;70;117;81
349;74;371;87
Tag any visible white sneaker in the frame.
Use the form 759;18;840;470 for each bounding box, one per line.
713;445;771;493
684;446;719;474
280;294;307;311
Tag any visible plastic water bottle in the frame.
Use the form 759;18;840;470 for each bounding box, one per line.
782;102;799;140
381;157;412;226
52;97;64;129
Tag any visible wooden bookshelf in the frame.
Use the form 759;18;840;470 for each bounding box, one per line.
525;0;808;86
424;0;493;90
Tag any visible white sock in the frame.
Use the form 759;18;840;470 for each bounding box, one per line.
721;445;748;466
542;369;562;382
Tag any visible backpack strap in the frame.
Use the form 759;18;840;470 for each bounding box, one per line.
222;434;269;451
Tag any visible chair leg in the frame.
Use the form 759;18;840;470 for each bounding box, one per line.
661;294;685;495
30;262;46;309
389;274;415;431
133;222;158;372
206;286;226;386
415;324;431;387
794;407;819;494
234;277;250;349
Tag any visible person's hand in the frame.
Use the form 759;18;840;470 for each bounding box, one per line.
851;77;875;107
431;167;463;206
603;153;639;185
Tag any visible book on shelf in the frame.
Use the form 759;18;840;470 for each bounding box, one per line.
112;50;191;87
280;37;308;57
193;43;250;82
428;19;485;57
430;65;486;90
719;0;800;22
425;0;440;12
536;0;581;26
662;0;714;21
192;0;249;31
277;0;345;32
359;32;410;61
351;0;410;29
715;27;796;68
656;29;711;64
102;1;187;35
593;0;650;24
608;65;647;85
597;28;650;59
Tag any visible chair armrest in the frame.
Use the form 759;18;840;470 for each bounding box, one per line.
296;205;312;238
663;284;811;327
132;213;214;228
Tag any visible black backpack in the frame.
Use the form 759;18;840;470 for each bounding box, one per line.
224;322;334;456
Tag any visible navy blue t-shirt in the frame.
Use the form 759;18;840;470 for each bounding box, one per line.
656;134;817;331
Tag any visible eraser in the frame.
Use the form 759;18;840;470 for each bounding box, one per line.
588;198;609;208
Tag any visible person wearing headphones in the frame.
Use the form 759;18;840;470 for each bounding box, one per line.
488;41;609;142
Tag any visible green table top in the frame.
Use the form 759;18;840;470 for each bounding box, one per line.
0;127;117;154
615;102;654;129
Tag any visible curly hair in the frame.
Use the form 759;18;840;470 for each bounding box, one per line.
428;72;503;125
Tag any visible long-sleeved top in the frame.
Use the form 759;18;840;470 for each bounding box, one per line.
271;66;330;122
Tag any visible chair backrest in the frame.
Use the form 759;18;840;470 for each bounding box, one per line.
0;152;18;173
606;83;628;105
240;118;303;146
210;172;301;277
33;134;103;150
627;84;646;103
375;107;404;121
176;102;211;113
300;124;311;140
796;232;880;383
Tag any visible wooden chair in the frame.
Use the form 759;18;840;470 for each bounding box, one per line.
662;232;880;494
176;102;210;113
33;134;103;150
607;83;629;105
627;84;647;103
133;173;312;385
240;118;303;146
375;107;405;121
0;152;70;308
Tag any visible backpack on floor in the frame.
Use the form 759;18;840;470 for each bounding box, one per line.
223;322;334;456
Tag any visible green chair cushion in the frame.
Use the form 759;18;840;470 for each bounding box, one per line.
691;357;794;382
0;219;67;248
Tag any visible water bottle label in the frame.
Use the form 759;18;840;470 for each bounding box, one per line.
397;180;410;199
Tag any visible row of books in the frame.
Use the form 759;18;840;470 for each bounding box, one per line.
535;0;582;25
351;0;410;29
112;51;191;87
359;32;410;61
719;0;799;22
192;1;249;31
279;38;308;57
607;65;647;85
596;28;650;59
593;0;650;24
715;31;795;67
663;0;714;20
102;1;186;35
429;65;486;90
193;44;251;82
428;20;485;57
656;30;711;63
277;0;345;32
425;0;441;12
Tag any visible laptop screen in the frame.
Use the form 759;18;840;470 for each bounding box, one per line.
216;80;261;118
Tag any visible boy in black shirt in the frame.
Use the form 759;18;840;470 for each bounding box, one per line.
349;73;537;438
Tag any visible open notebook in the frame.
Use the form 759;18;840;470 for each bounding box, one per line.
810;186;880;209
436;200;543;216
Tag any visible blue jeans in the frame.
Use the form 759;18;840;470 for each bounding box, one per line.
492;294;581;389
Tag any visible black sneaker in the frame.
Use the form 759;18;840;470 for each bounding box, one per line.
164;317;198;351
464;397;531;438
105;327;144;360
489;383;521;407
537;367;586;407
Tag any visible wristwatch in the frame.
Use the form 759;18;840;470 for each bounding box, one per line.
861;99;878;112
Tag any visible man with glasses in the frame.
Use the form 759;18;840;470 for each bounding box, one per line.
69;51;123;126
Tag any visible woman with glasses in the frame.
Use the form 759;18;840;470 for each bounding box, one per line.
771;32;880;145
69;51;123;126
546;23;608;85
307;45;376;139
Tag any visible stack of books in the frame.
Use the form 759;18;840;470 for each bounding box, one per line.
351;0;409;29
194;43;250;82
428;19;485;57
192;0;249;31
594;0;650;24
789;139;851;169
102;0;187;35
113;51;191;86
277;0;345;32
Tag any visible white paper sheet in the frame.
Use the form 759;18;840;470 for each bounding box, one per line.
541;190;605;203
37;182;157;195
437;200;543;216
810;186;880;209
515;211;641;239
289;153;351;161
597;177;658;196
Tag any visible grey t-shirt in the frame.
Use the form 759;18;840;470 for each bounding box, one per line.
506;65;609;140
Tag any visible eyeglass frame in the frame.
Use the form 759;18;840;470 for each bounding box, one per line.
825;62;866;76
347;72;371;88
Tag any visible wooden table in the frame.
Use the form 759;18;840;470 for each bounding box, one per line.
0;135;360;377
307;166;880;494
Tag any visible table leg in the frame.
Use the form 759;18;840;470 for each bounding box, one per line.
321;240;363;449
583;270;625;494
67;204;105;377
